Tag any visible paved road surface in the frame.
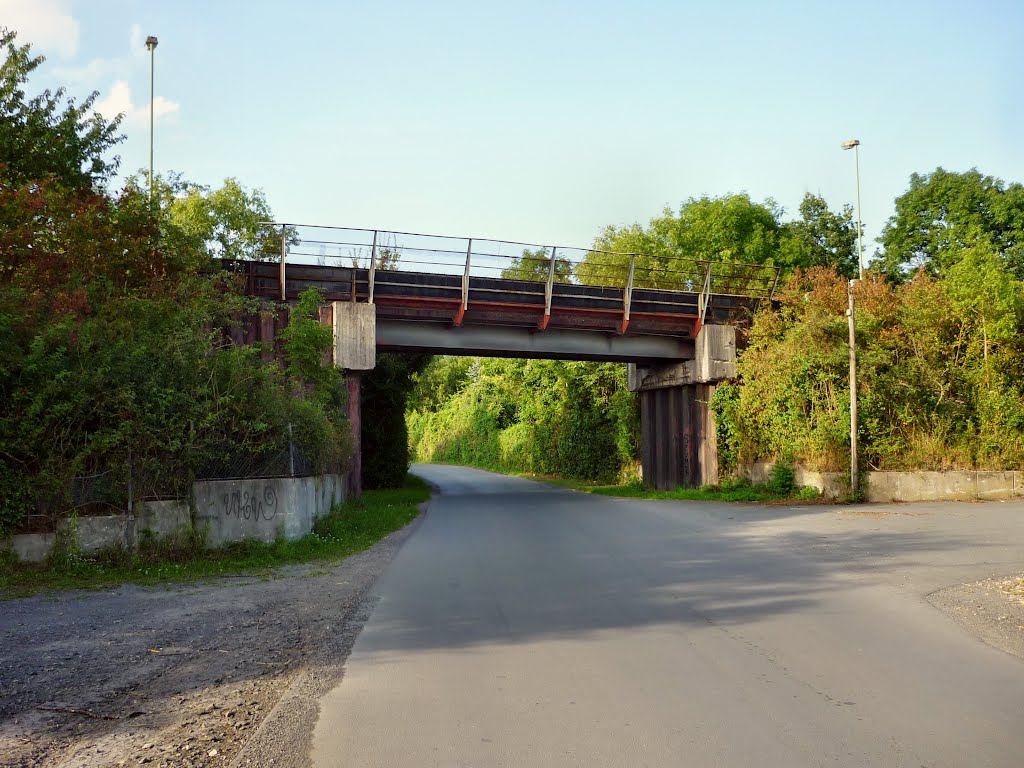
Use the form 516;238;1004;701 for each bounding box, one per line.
312;465;1024;767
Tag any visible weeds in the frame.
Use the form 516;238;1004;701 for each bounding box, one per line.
536;473;824;503
0;475;430;598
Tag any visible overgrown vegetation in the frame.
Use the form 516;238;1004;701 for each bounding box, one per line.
408;357;639;483
0;29;349;537
715;262;1024;472
0;476;429;597
362;353;431;489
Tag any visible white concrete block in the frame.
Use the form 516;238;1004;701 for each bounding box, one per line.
333;302;376;371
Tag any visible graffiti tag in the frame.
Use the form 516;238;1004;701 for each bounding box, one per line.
222;486;279;521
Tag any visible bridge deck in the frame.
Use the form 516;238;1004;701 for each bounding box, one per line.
231;260;758;341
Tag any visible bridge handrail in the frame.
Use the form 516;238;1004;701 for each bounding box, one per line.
258;223;781;327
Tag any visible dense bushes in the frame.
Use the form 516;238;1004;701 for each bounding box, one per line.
0;30;349;535
361;353;430;489
407;357;638;482
714;265;1024;472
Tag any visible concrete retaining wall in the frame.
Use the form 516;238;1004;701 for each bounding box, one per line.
741;462;1024;503
4;473;347;563
194;473;347;547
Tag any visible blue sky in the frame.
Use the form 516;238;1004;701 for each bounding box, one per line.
5;0;1023;255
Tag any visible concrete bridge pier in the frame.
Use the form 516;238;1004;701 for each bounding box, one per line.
628;325;737;490
333;302;377;498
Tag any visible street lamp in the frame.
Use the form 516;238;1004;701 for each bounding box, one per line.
145;35;158;206
840;138;862;497
841;138;864;280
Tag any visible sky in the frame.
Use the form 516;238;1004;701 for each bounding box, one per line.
4;0;1024;256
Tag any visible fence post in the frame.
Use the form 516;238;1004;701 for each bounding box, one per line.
288;422;296;478
126;439;135;551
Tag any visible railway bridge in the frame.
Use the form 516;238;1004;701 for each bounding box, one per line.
233;225;779;494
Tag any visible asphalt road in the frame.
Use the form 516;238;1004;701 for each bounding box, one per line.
311;465;1024;767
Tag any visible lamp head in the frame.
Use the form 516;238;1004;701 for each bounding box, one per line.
841;139;860;150
145;35;159;51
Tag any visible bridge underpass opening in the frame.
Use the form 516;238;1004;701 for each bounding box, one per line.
234;224;778;493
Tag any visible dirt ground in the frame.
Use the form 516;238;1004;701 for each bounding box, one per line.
0;517;420;768
929;573;1024;662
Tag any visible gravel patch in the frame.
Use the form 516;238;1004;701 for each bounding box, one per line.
928;573;1024;661
0;512;424;768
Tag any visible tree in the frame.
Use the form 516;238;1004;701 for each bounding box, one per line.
407;356;473;413
943;243;1024;371
500;247;572;282
578;193;790;291
0;37;350;537
878;168;1024;279
166;177;278;261
781;193;859;278
361;352;431;488
0;28;123;189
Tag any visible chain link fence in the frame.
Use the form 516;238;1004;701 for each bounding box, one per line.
20;425;320;534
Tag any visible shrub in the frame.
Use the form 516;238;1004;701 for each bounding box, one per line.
768;461;797;496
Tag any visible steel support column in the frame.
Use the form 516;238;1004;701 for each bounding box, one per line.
346;371;362;499
639;382;720;490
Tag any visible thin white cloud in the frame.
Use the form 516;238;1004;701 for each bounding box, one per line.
129;23;145;58
94;80;179;125
50;21;149;86
51;57;123;85
0;0;79;58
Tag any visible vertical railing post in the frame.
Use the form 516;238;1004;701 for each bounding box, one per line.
368;230;378;304
620;254;636;334
541;247;557;329
279;224;287;302
462;238;473;311
697;261;713;327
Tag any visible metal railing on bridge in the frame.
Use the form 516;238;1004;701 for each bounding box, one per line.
255;224;780;330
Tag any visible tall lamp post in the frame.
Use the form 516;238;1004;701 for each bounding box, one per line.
840;138;862;496
841;139;864;280
145;35;158;206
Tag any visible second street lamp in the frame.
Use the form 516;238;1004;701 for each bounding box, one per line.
145;35;158;207
840;138;862;497
841;138;864;280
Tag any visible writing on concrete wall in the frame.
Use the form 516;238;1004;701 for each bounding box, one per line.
222;486;279;521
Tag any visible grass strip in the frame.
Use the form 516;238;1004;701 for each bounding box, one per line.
585;482;797;502
0;474;430;599
519;474;817;503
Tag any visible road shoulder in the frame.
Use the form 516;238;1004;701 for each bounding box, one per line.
928;575;1024;661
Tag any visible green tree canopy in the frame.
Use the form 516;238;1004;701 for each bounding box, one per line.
0;34;350;534
878;168;1024;279
0;28;123;189
781;193;859;278
578;193;804;291
165;176;277;261
500;247;572;283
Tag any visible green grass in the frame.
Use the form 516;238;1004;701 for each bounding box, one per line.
0;475;430;599
523;474;820;503
586;482;794;502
